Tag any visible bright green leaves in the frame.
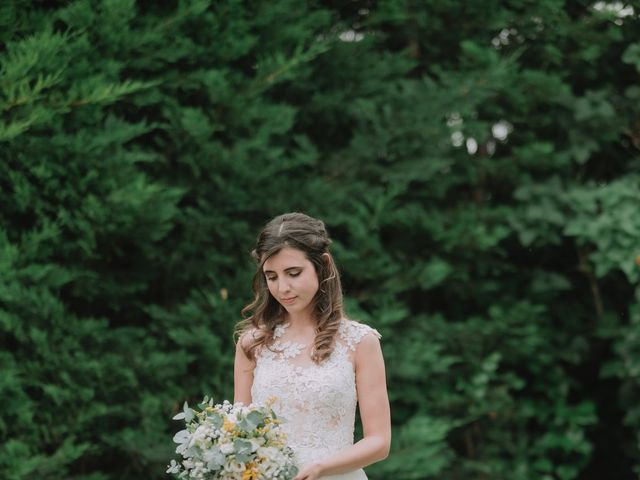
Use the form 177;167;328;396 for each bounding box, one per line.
513;176;640;282
368;415;455;479
0;27;70;140
0;23;157;141
417;257;452;290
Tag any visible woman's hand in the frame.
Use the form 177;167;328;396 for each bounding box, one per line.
293;462;324;480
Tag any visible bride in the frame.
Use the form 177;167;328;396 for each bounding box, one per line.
234;212;391;480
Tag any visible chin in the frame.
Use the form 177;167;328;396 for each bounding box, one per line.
283;303;310;313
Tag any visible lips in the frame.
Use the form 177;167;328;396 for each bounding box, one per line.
280;297;296;305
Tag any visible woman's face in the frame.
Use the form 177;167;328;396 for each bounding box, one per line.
262;247;319;317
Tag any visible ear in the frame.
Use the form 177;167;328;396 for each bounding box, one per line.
321;252;332;265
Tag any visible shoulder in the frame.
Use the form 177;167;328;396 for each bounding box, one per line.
237;327;265;357
238;327;259;346
339;319;381;352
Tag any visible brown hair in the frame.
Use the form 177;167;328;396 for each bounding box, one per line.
236;212;345;363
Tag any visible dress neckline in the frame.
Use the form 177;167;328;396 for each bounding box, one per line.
272;322;309;359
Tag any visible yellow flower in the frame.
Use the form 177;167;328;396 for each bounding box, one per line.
242;462;259;480
223;418;236;432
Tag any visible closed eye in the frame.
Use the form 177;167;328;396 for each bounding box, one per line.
263;268;302;281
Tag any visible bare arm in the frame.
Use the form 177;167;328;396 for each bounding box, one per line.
294;333;391;480
234;334;255;405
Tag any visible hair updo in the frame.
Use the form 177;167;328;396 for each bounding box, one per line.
237;212;345;363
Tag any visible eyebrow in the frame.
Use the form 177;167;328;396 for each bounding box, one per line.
263;266;303;274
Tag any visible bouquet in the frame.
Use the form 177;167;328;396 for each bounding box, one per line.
167;396;299;480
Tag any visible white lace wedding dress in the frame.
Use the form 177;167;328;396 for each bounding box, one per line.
251;319;380;480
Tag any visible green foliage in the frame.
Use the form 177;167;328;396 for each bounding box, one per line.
1;0;639;479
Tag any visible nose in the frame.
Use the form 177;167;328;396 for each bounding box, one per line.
277;278;291;294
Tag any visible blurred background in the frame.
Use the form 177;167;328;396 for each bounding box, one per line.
1;0;640;479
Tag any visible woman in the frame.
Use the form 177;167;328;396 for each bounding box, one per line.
234;212;391;480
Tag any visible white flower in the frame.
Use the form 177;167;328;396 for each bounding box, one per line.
188;424;208;448
166;459;180;474
173;429;190;445
257;446;277;458
219;442;234;455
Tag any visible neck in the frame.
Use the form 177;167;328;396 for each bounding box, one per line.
284;310;317;332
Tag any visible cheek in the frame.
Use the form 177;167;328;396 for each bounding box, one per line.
265;281;277;297
304;273;320;294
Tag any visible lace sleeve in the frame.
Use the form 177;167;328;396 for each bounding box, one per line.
339;320;381;352
238;327;266;359
239;327;259;344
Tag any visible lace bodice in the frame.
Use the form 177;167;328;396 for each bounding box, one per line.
250;319;380;474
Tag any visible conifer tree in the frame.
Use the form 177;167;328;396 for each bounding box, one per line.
1;1;639;479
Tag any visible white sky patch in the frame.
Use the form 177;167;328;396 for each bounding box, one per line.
339;30;364;42
492;120;513;141
492;28;519;48
451;131;464;147
466;138;478;154
592;2;635;17
487;140;496;156
448;113;465;149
